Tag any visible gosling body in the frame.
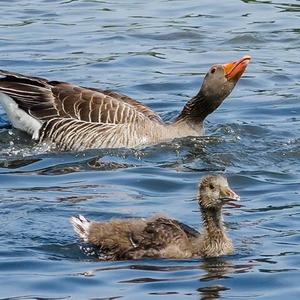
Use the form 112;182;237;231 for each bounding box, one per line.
71;175;240;260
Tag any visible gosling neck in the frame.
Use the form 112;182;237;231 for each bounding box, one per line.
198;204;233;257
201;206;226;237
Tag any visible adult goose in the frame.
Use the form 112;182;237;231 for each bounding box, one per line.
0;56;250;151
71;175;240;260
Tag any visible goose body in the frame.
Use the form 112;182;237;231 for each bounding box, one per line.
71;175;240;260
0;56;250;151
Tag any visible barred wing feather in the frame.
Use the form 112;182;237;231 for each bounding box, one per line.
39;117;156;150
0;70;162;125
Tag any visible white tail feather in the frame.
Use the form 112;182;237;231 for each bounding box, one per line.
0;92;41;139
70;215;91;242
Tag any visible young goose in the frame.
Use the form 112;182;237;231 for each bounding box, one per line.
0;56;250;151
71;175;240;260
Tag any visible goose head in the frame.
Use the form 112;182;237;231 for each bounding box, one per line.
198;55;251;103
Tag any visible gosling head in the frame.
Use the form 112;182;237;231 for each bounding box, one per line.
199;55;251;104
198;175;240;210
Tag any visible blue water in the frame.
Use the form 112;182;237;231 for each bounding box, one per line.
0;0;299;299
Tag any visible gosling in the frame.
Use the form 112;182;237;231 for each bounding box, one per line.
70;175;240;260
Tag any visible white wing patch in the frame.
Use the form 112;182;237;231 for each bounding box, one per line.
0;92;42;140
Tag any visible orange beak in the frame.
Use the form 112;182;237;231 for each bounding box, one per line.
223;55;251;81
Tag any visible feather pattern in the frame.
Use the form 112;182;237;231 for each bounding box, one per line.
124;217;198;259
0;70;165;149
39;117;163;150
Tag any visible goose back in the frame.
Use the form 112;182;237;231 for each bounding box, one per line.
0;70;163;125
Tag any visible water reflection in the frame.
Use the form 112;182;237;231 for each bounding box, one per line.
200;257;253;281
87;157;134;171
198;285;230;300
0;158;40;170
0;297;71;300
241;0;300;13
72;257;255;299
197;258;254;299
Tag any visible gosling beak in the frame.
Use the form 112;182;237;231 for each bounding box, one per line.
220;186;241;208
223;55;251;81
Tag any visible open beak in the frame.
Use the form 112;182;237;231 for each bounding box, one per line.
220;186;241;208
223;55;251;81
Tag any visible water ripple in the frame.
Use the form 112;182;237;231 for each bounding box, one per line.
0;0;299;299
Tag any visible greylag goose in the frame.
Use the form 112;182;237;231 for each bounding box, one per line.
0;56;250;151
71;175;240;260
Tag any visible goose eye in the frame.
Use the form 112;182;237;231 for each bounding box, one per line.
210;67;216;74
209;184;215;190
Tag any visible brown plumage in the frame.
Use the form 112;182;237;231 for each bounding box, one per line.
70;175;240;260
0;56;250;151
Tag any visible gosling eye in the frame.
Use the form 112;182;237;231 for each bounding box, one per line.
210;67;216;74
209;184;215;190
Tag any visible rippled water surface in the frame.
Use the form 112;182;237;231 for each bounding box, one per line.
0;0;299;299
